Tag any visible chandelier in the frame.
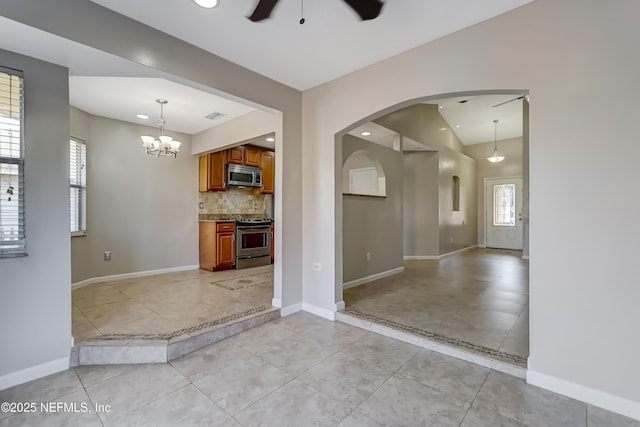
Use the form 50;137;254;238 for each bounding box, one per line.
487;119;505;163
140;99;182;158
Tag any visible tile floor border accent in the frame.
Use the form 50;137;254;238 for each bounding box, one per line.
211;272;273;291
80;305;273;342
343;307;527;366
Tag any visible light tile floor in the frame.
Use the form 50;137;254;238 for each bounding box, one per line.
72;265;274;342
344;248;529;364
1;312;637;426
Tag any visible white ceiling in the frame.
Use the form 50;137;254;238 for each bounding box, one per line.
426;94;525;145
90;0;533;91
69;77;255;135
0;1;531;139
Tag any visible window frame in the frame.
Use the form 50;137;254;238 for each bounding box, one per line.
69;136;87;237
0;66;26;258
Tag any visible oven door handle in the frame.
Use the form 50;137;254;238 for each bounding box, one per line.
237;253;271;260
237;225;271;230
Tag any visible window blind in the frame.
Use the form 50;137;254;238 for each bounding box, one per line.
0;66;25;257
69;137;86;234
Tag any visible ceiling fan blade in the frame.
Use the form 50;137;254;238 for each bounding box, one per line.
247;0;280;22
492;96;524;108
343;0;384;21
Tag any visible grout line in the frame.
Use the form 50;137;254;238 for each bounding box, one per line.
458;368;491;426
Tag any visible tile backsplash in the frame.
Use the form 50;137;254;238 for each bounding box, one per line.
198;188;267;216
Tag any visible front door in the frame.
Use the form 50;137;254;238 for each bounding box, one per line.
486;177;523;250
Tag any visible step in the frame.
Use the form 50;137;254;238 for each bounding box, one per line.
336;310;527;379
70;306;280;366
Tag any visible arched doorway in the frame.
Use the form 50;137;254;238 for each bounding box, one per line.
335;90;530;368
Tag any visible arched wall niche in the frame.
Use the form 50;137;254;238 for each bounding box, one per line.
342;149;387;197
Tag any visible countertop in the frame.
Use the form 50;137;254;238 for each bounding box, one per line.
198;214;272;222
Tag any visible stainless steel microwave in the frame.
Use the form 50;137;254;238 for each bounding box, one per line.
227;164;262;188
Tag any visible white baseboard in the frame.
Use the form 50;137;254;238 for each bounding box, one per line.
302;303;336;321
440;245;478;259
0;357;69;391
72;264;200;290
271;297;282;308
403;246;478;261
343;267;404;289
527;370;640;421
280;302;303;317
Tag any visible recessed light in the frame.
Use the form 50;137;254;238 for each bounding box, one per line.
266;137;275;142
137;114;149;120
439;105;444;109
360;131;371;136
194;0;219;8
455;124;461;128
439;127;447;132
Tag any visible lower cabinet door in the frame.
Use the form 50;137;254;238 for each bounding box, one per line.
216;232;235;267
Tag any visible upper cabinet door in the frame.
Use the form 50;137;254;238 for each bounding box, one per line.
227;146;245;165
261;150;275;194
245;146;262;167
199;151;226;192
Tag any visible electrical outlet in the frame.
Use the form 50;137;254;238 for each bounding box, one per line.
366;252;371;262
312;262;321;272
199;202;204;209
104;251;111;261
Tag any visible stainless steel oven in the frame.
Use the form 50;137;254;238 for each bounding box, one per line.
235;219;272;269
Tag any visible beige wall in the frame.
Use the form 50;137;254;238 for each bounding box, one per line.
437;146;477;255
376;104;464;152
0;49;71;383
342;135;403;283
192;109;279;155
403;152;439;257
464;137;523;246
70;108;199;283
377;104;477;255
302;0;640;416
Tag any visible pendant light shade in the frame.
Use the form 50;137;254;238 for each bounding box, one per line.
487;119;505;163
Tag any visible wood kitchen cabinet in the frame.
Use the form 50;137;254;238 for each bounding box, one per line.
260;150;275;194
199;221;235;271
227;146;244;165
244;146;262;167
228;145;261;167
199;151;226;192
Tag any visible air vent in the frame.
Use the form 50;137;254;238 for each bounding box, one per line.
205;112;225;120
458;99;469;104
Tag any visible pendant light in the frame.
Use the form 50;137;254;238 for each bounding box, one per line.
487;119;505;163
140;99;182;158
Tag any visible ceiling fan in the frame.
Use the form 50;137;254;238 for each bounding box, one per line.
248;0;384;22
